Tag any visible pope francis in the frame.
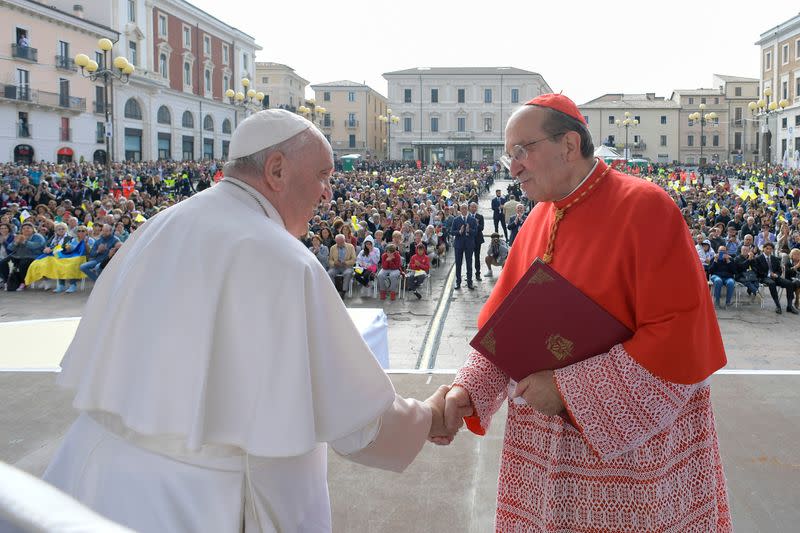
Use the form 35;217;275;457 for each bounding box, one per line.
43;110;455;532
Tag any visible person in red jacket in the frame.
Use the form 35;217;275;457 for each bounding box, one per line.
377;243;402;300
406;243;430;299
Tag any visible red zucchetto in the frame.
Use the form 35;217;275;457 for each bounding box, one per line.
525;93;586;125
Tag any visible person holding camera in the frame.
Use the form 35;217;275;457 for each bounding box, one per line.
734;243;760;299
708;245;737;309
483;233;508;278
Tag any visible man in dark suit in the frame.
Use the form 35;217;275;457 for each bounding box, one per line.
754;242;797;314
451;203;478;290
507;203;527;246
490;189;507;240
469;202;485;282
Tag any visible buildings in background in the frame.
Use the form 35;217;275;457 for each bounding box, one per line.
2;0;258;164
310;80;387;159
756;12;800;165
4;3;799;166
1;0;118;164
581;75;760;165
382;67;551;163
254;62;307;112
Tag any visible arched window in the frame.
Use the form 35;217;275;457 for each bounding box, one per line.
159;53;167;78
157;105;171;125
182;110;194;128
222;118;231;134
124;98;142;120
203;114;213;132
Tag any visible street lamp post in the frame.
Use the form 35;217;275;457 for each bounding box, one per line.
614;111;638;162
748;87;788;165
297;99;326;128
378;109;399;160
225;77;265;128
688;104;718;166
74;38;133;188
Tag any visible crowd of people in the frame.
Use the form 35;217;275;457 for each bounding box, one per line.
0;159;504;297
3;157;800;314
636;161;800;313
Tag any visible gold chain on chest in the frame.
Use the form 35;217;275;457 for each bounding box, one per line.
542;165;611;264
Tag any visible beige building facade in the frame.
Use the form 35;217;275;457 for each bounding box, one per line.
756;13;800;165
671;88;730;165
713;74;760;164
580;75;759;165
580;94;681;163
310;80;387;159
254;62;307;112
1;0;118;163
383;67;550;163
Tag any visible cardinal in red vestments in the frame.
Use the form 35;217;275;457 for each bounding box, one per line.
440;94;732;532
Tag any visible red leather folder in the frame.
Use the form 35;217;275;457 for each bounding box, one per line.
469;258;633;381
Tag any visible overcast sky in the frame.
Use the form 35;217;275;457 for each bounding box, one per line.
191;0;797;105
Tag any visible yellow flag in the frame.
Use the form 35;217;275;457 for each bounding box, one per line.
87;221;94;228
714;203;720;213
681;186;689;192
372;171;378;176
706;190;715;195
418;188;426;194
390;177;398;183
134;214;146;222
442;189;452;199
351;215;360;231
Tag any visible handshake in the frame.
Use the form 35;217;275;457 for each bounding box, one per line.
423;385;474;446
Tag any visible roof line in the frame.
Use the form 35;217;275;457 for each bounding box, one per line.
15;0;119;36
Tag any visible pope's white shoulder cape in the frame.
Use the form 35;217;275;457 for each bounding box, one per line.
58;180;395;457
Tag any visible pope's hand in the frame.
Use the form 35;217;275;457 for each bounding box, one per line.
513;370;565;416
425;385;457;445
441;385;473;441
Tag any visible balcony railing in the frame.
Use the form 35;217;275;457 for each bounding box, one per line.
2;83;32;101
11;44;37;62
55;55;77;71
0;83;85;111
60;127;72;142
344;120;359;129
16;122;31;138
730;119;744;128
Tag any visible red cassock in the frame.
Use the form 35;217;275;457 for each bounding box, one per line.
454;159;732;532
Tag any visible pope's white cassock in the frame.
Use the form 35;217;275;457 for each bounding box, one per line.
43;177;432;532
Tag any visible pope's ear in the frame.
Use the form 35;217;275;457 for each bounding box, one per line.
263;151;286;190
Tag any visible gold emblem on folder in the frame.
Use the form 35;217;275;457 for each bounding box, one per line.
480;329;496;355
546;334;574;361
528;269;554;285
